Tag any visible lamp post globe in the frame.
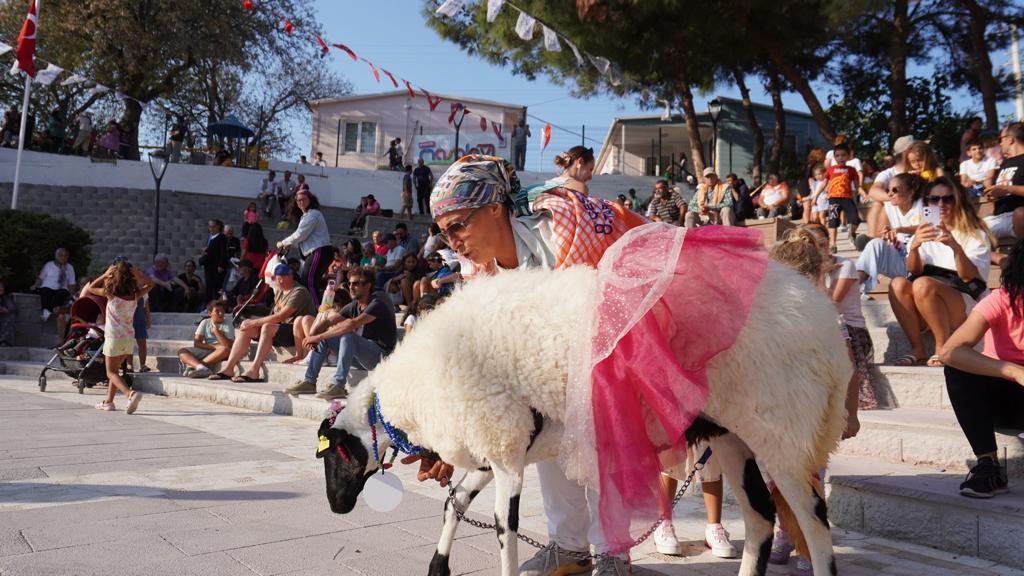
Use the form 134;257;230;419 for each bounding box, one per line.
149;150;169;258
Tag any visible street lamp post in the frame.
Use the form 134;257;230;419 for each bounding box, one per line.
148;150;169;258
707;98;723;172
452;104;467;162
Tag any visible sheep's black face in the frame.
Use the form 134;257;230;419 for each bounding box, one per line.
316;418;375;514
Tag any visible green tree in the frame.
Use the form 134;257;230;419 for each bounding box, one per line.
0;0;344;158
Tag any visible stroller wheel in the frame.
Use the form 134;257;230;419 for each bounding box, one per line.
38;374;47;392
76;379;86;394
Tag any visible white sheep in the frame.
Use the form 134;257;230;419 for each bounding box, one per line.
318;261;851;576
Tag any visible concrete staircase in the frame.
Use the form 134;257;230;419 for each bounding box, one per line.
6;226;1024;568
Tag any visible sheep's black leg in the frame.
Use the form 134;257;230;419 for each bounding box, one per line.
711;434;776;576
428;468;493;576
492;465;524;576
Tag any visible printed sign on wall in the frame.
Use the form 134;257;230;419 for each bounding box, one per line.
412;133;510;165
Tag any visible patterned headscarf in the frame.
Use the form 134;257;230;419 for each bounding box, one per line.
430;155;521;218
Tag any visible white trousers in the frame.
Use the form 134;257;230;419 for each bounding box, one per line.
536;459;606;553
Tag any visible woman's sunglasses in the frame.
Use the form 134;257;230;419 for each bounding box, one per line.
926;195;955;205
440;207;483;240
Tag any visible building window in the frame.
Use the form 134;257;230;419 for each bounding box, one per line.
342;120;377;154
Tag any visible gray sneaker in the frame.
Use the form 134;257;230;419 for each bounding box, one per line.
189;366;212;379
284;380;317;396
315;384;348;400
518;543;592;576
593;556;630;576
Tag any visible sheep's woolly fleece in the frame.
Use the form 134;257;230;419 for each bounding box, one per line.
349;259;850;482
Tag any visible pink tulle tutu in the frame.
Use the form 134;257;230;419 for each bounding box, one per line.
560;223;768;555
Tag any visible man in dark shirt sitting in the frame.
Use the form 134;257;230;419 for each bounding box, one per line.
283;266;397;399
226;260;258;309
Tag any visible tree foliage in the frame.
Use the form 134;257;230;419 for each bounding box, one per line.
0;209;91;292
0;0;349;158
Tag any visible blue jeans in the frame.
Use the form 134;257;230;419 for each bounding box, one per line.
303;332;385;386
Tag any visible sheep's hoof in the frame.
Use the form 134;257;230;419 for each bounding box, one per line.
427;550;451;576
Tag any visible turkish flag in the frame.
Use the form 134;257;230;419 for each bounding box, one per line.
542;123;551;152
14;0;37;78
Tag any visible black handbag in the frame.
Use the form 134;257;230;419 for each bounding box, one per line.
910;264;988;301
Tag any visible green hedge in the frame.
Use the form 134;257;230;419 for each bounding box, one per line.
0;209;92;292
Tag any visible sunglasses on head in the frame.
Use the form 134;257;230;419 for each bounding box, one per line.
926;195;955;205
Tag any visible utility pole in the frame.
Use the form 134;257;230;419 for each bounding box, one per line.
1012;25;1024;121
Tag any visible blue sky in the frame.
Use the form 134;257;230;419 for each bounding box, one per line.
305;0;1021;172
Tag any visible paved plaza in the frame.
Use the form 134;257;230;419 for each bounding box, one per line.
1;375;1022;576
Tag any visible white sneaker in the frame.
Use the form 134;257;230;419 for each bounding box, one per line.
653;520;682;555
40;309;51;322
189;366;212;379
327;351;338;366
704;523;737;558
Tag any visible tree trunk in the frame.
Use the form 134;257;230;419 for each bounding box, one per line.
766;69;786;176
676;74;706;175
887;0;911;144
758;35;835;143
733;69;764;185
120;99;143;161
960;0;1000;129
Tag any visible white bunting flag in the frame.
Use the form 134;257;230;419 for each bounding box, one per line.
88;83;109;97
34;62;63;85
566;39;584;67
115;91;127;100
609;67;623;87
515;12;535;41
542;26;561;52
435;0;464;17
658;99;672;121
589;55;610;75
0;42;12;57
60;73;86;86
486;0;505;22
139;100;150;113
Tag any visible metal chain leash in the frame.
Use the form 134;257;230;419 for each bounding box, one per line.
445;448;711;562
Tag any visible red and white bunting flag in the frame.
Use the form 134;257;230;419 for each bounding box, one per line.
435;0;464;17
566;40;584;67
589;55;610;75
35;62;62;86
332;43;357;61
12;0;37;78
491;121;506;145
283;19;294;34
60;73;86;86
542;26;561;52
381;69;399;88
0;42;13;58
243;0;253;10
542;123;551;152
421;88;443;111
315;35;329;56
486;0;506;22
514;12;535;41
361;58;380;82
402;79;416;98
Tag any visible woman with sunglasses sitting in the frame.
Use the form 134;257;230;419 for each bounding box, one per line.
855;173;925;295
889;177;994;367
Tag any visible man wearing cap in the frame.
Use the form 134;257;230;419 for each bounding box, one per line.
210;263;315;383
865;135;915;238
283;265;397;400
684;168;736;228
403;155;645;575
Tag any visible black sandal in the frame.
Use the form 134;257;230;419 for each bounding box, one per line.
231;374;265;383
208;372;232;381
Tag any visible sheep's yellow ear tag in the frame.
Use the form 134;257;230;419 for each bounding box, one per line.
363;471;404;512
317;435;330;454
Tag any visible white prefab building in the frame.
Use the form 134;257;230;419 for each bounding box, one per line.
308;91;527;170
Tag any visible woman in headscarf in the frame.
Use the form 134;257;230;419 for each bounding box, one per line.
400;155;769;573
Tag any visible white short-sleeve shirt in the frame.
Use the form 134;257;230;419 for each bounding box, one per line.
39;261;76;291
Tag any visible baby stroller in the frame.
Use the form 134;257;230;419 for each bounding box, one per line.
37;294;133;394
232;249;287;327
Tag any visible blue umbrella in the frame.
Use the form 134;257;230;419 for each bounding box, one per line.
208;114;254;139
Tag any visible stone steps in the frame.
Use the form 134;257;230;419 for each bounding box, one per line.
826;454;1024;569
838;407;1024;479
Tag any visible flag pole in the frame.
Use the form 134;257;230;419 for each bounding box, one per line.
11;0;39;210
11;73;32;210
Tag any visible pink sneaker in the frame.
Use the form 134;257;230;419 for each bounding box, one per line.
95;401;115;411
125;392;143;415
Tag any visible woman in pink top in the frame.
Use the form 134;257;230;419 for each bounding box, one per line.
941;240;1024;498
84;260;154;414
